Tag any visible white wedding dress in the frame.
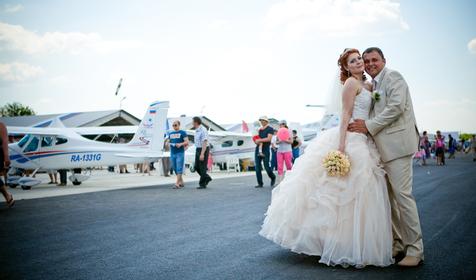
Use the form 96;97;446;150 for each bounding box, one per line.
259;88;393;268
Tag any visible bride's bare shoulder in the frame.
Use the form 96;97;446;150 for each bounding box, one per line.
343;78;361;96
343;77;359;88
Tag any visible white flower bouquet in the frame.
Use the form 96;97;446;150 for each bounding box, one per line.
322;150;351;177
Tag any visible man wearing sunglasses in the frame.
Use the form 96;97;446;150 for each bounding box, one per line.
166;120;189;189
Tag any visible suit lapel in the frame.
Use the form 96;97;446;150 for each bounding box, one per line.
374;67;388;113
376;67;387;92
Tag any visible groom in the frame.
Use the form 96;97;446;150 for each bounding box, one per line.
348;47;424;267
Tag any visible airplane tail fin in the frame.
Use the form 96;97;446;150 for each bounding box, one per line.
128;101;169;151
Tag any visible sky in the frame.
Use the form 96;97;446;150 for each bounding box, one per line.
0;0;475;133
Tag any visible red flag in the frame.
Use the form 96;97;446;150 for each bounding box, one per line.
242;120;249;133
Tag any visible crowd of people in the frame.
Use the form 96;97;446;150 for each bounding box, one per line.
416;130;475;166
253;116;302;188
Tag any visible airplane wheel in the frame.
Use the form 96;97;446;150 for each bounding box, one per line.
72;180;81;186
8;184;18;188
21;185;32;190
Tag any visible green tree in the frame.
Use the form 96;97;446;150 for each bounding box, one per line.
459;133;474;141
0;102;36;117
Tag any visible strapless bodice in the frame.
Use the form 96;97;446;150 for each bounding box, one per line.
352;87;372;120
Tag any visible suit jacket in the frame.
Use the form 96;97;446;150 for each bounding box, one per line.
365;67;419;163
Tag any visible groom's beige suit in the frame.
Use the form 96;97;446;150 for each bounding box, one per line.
365;67;424;259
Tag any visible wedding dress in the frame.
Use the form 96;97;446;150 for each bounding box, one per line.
259;87;393;268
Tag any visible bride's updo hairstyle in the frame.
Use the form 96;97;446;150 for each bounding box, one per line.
338;48;366;84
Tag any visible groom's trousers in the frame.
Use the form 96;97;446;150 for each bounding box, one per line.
384;155;424;260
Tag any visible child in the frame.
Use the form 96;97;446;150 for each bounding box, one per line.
253;134;265;158
414;149;426;166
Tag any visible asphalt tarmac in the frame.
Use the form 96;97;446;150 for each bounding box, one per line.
1;155;476;280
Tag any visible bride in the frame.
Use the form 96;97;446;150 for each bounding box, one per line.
259;48;393;268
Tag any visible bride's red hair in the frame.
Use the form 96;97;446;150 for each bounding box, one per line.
338;48;366;84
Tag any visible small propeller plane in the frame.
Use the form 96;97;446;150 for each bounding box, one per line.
7;101;169;189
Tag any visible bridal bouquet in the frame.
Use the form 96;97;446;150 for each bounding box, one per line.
322;150;351;177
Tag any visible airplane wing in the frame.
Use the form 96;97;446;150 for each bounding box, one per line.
74;126;137;135
114;152;166;159
7;125;138;136
7;126;64;136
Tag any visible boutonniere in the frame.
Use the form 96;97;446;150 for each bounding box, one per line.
371;91;381;102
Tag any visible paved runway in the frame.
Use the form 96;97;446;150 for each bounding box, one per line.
1;155;476;280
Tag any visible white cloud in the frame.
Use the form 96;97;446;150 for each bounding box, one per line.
263;0;409;39
0;21;143;55
468;38;476;54
3;4;23;13
0;62;44;82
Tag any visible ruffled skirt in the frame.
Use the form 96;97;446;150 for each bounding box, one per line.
259;127;393;268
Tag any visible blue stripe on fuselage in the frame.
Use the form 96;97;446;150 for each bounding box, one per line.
13;151;103;163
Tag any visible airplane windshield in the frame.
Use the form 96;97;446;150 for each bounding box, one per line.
18;134;31;148
41;136;54;147
24;136;39;153
237;140;244;146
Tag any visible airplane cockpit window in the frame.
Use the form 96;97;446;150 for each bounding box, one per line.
237;140;244;146
24;136;39;153
18;134;31;148
221;140;233;148
41;136;54;147
55;137;68;145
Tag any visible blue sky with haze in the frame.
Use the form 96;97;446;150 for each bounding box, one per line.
1;0;475;132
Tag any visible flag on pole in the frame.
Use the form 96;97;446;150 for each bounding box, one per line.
115;78;123;96
242;120;249;133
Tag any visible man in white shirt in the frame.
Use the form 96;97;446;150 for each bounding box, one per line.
193;117;212;189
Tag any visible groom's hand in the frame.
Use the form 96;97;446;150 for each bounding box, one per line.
348;119;368;134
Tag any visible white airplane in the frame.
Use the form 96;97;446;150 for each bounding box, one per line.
7;101;169;189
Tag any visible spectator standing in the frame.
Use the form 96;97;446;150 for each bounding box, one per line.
472;135;476;162
193;117;212;189
166;120;189;188
270;130;278;171
448;134;456;159
460;139;466;154
254;116;276;188
435;131;445;166
118;137;130;174
422;131;431;161
57;170;67;186
0;122;14;208
291;130;302;163
47;170;58;184
142;160;151;176
276;120;293;183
